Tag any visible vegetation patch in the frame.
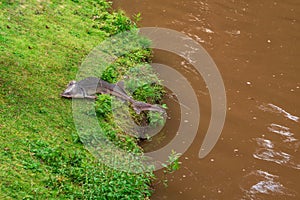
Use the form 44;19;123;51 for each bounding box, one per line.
0;0;165;199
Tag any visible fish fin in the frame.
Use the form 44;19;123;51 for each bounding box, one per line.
132;101;166;114
116;81;127;94
85;95;97;99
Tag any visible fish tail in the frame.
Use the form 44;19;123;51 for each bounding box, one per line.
131;101;166;114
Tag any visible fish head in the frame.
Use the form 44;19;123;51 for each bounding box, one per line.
61;80;85;98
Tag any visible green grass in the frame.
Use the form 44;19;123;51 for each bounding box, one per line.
0;1;164;199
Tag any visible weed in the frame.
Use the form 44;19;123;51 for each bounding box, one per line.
161;150;182;188
133;13;142;23
162;150;182;174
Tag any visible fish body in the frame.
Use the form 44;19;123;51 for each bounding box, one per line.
61;77;165;114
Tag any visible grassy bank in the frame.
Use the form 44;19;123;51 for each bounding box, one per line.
0;1;164;199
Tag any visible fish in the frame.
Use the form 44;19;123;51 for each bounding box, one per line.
61;77;166;114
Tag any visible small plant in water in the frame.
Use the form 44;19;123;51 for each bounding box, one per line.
162;150;182;173
133;12;142;23
161;150;182;187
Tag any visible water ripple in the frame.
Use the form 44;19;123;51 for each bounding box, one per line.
246;103;300;198
268;123;299;144
254;103;300;169
240;170;296;200
253;147;299;168
258;103;299;122
253;123;300;169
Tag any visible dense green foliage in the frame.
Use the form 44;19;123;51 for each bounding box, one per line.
0;1;164;199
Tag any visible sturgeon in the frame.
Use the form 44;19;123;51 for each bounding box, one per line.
61;77;165;114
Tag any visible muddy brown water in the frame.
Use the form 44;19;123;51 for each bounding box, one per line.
113;0;300;199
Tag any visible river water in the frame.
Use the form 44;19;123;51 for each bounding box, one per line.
113;1;300;199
